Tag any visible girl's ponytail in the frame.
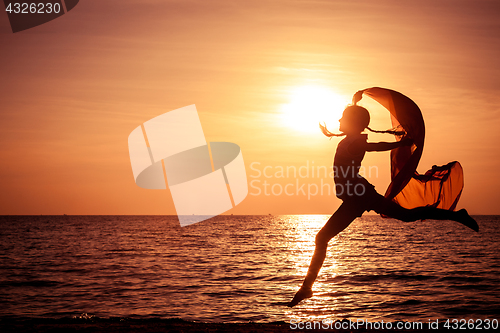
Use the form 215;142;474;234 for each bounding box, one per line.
366;126;406;136
319;122;346;138
319;101;406;138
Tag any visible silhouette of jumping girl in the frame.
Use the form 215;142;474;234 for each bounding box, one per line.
288;104;479;307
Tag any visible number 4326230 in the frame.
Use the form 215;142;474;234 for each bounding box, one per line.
5;2;62;14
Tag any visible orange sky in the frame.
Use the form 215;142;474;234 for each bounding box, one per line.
1;0;499;215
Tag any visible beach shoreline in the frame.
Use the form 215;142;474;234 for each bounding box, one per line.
0;317;457;333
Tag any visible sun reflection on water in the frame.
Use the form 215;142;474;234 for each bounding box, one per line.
282;215;369;322
280;215;348;321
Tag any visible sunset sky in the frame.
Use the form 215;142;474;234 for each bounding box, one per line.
1;0;499;215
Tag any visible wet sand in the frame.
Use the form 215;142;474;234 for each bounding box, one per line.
0;317;448;332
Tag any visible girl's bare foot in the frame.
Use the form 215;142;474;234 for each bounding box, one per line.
455;209;479;232
287;287;313;307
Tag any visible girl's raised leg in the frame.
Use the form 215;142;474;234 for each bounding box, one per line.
378;200;479;232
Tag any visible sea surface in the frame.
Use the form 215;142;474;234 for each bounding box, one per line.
0;215;499;323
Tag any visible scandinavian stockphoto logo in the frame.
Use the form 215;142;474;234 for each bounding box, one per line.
3;0;79;33
128;105;248;227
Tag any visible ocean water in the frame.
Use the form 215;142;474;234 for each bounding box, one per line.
0;215;498;323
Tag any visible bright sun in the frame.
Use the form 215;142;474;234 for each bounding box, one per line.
280;85;348;133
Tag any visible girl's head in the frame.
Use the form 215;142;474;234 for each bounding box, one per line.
339;105;370;134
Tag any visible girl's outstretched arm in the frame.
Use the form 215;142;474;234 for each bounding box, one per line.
366;138;412;152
